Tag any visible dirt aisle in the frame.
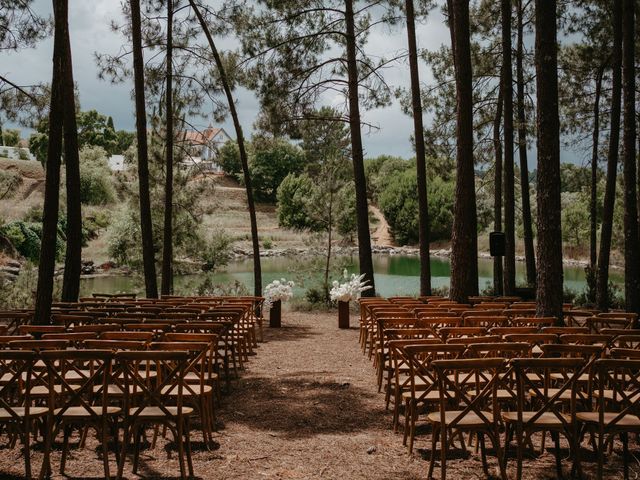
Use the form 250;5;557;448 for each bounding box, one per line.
209;310;424;480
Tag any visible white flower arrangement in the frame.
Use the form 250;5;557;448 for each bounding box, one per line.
264;278;295;310
330;269;372;303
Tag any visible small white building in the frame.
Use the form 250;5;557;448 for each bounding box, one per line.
107;154;126;171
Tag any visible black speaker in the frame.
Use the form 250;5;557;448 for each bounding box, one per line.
489;231;506;257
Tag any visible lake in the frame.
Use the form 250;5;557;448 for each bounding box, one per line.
78;254;623;298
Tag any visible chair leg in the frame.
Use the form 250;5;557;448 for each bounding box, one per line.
479;432;489;476
23;423;32;480
622;432;629;480
133;425;141;474
101;423;111;480
516;424;524;480
185;417;194;478
428;423;439;480
176;420;187;480
117;424;132;480
60;424;72;474
38;417;52;480
440;425;448;480
551;431;561;478
402;399;411;447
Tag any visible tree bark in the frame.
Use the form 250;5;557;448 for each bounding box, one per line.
60;14;81;302
189;0;262;296
493;77;504;296
622;0;639;315
596;1;622;311
345;0;375;297
449;0;478;303
130;0;158;299
516;0;535;287
589;65;604;272
34;0;66;324
502;0;516;296
405;0;431;296
534;0;563;322
161;0;174;296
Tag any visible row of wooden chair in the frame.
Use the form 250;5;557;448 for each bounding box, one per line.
359;297;640;480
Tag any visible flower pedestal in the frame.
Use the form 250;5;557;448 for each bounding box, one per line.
338;300;350;329
269;300;282;328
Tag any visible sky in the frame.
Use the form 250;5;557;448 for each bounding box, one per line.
4;1;454;160
4;1;582;165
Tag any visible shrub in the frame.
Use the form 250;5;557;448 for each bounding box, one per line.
0;170;22;199
250;137;305;202
217;141;243;177
277;173;319;231
78;146;116;205
201;228;233;271
0;221;65;262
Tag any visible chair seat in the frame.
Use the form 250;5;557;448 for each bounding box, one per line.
470;389;517;401
55;406;121;418
592;389;640;402
502;411;570;426
576;412;640;427
128;406;194;418
550;372;589;382
0;407;48;419
28;384;81;396
402;390;442;402
161;385;213;396
427;410;494;426
93;384;143;396
184;372;219;382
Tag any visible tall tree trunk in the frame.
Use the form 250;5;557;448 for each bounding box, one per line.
534;0;563;322
60;16;81;302
405;0;431;296
596;1;622;311
589;65;604;272
34;0;66;324
345;0;375;297
189;0;262;296
493;78;504;296
516;0;535;287
161;0;174;296
449;0;478;302
622;0;639;315
502;0;516;296
130;0;158;299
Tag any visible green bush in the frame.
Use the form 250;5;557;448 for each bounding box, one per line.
250;137;305;202
79;146;116;205
201;228;233;271
0;170;22;199
217;141;243;177
379;169;420;245
0;221;65;262
277;173;319;231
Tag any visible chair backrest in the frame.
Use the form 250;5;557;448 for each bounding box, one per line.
115;350;192;420
591;358;640;428
84;339;149;351
0;350;38;418
541;326;589;335
439;327;488;341
9;339;69;351
511;316;556;328
72;324;120;334
489;327;538;337
446;335;502;346
431;358;507;429
465;342;531;359
609;335;640;350
101;331;154;342
558;333;613;346
587;316;633;333
18;325;66;336
510;357;584;428
40;350;113;420
463;316;509;328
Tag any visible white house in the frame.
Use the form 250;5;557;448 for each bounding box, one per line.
180;126;232;173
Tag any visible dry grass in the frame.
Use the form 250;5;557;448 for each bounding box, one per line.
0;311;632;479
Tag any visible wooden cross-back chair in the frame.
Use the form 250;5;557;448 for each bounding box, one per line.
503;357;586;480
463;316;509;329
401;343;467;454
575;355;640;480
40;349;118;478
428;358;508;480
510;316;556;329
115;350;195;480
587;315;634;333
0;350;47;479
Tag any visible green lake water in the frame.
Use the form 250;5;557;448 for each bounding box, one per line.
78;254;624;298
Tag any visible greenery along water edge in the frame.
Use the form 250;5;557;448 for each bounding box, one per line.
71;254;623;300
